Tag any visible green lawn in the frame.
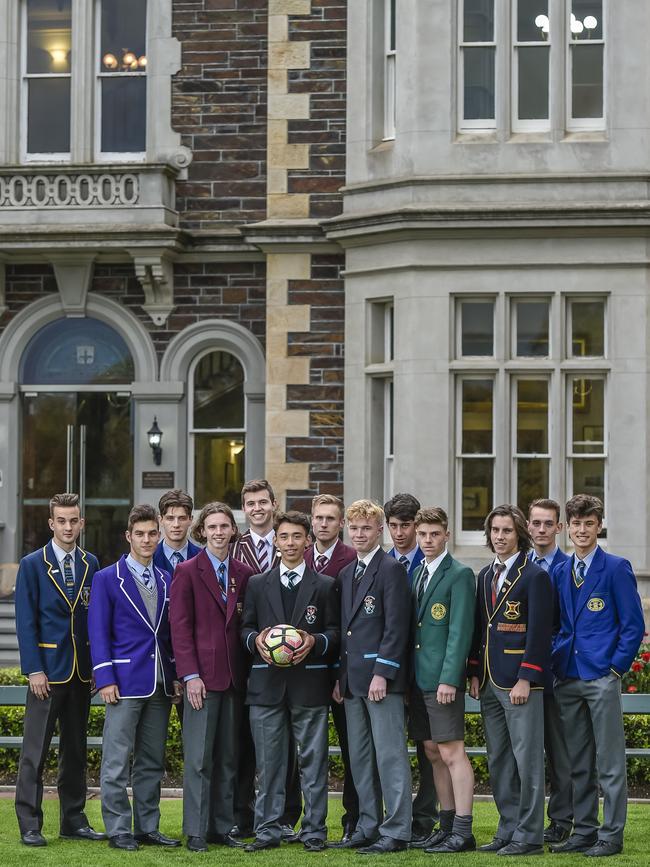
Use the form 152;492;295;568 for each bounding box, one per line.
0;799;647;865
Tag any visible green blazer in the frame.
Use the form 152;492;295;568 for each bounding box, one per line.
413;552;476;691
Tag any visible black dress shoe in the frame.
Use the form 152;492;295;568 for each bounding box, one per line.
479;837;509;852
328;833;377;849
244;838;281;852
357;836;408;854
60;825;107;841
281;824;300;843
21;830;47;847
497;841;544;855
109;834;139;851
231;825;255;838
206;833;245;848
550;833;598;854
426;832;476;853
584;841;623;857
187;836;208;852
134;830;181;847
413;828;448;849
304;838;326;851
544;822;571;845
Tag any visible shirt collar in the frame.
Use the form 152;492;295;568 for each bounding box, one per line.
51;540;76;565
250;529;275;548
532;546;558;569
494;550;521;578
575;546;598;573
314;540;338;561
359;545;381;567
205;549;229;573
163;540;189;563
126;554;153;580
423;548;448;579
280;561;306;586
393;544;419;567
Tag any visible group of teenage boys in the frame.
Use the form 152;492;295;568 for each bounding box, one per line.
13;481;645;858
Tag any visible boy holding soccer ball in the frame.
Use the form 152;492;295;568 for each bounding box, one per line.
241;511;340;852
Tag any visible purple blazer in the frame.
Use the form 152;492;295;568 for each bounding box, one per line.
88;556;176;698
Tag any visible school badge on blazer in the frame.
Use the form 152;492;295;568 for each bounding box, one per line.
431;603;446;620
305;604;317;624
587;597;605;611
80;587;91;608
363;595;375;614
504;600;521;620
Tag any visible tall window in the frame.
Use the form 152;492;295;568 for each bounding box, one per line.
384;0;396;139
98;0;147;156
366;300;394;502
190;350;246;509
453;293;608;539
23;0;72;158
513;0;551;131
568;0;604;129
459;0;496;130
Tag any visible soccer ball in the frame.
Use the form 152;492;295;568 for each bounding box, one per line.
262;624;304;667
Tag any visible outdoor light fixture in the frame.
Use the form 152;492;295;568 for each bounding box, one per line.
147;417;163;466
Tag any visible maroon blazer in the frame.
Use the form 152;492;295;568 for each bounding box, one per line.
231;529;281;573
305;539;356;581
169;550;254;693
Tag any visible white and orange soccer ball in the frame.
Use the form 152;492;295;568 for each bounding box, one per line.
262;624;305;666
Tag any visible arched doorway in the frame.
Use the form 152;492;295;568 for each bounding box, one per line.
20;317;134;563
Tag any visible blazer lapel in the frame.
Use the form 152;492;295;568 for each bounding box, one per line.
349;549;381;621
43;542;71;608
266;567;286;624
72;547;90;609
290;567;316;625
575;548;605;618
490;553;527;621
116;557;155;631
418;554;452;619
152;566;168;631
198;551;226;610
225;558;242;623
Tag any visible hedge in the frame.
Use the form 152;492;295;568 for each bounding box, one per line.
1;668;649;786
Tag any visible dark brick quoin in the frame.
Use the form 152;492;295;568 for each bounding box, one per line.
288;0;346;219
172;0;268;229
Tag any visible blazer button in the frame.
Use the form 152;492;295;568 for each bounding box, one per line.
415;644;420;650
347;630;352;636
417;622;422;628
488;623;492;628
151;654;155;658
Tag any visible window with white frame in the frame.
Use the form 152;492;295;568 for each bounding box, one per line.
98;0;147;157
513;0;551;131
459;0;496;130
20;0;148;161
189;350;246;510
366;300;395;503
23;0;72;158
568;0;604;129
454;293;608;540
383;0;396;139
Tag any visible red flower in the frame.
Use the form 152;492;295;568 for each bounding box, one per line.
627;685;638;693
631;662;643;672
642;652;650;662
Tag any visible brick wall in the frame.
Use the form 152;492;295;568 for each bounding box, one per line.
288;0;347;220
285;253;345;510
172;0;268;229
2;265;58;329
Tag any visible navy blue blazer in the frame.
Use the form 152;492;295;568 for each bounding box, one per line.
468;552;554;691
88;556;176;698
552;546;645;681
153;539;202;576
15;541;99;684
389;545;424;587
529;547;570;577
338;548;412;696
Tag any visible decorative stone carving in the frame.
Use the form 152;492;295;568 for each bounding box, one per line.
50;255;95;316
0;172;139;208
132;252;175;326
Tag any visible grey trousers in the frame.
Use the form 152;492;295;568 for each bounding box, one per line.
100;687;172;837
555;674;627;844
249;702;329;843
344;693;412;842
480;682;545;846
544;691;573;829
182;688;238;838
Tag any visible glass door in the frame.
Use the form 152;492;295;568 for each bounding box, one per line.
22;392;133;564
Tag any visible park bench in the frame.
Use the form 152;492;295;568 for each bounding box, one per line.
1;685;649;758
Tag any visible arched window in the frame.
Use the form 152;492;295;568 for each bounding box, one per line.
189;350;246;509
20;317;134;384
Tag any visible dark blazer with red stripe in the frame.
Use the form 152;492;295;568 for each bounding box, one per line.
231;529;281;573
169;550;254;693
468;551;553;691
305;540;356;581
